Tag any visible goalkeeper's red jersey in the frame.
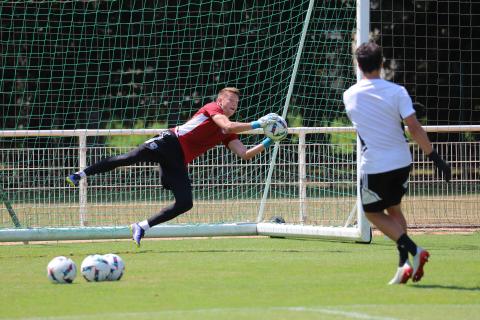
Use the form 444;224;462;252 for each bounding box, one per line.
172;102;238;164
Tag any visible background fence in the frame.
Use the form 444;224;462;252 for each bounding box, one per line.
1;127;478;230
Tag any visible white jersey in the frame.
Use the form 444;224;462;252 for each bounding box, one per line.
343;79;415;174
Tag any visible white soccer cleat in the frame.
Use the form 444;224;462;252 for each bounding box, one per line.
130;223;145;247
412;247;430;282
388;261;413;285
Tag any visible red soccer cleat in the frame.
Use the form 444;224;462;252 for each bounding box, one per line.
412;247;430;282
388;261;413;285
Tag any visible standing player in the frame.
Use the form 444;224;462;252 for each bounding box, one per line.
343;42;451;284
66;87;282;246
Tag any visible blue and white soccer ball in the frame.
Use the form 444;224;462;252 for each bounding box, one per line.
264;116;288;141
47;256;77;284
103;253;125;281
81;254;111;282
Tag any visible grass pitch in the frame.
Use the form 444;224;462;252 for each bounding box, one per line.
0;233;479;320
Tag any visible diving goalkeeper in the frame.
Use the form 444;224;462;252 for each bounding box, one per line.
66;87;282;246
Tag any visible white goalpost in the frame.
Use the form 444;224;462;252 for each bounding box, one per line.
0;0;374;243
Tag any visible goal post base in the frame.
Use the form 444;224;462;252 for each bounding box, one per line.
355;227;373;244
257;223;371;243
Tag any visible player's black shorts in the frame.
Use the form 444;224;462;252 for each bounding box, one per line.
360;165;411;212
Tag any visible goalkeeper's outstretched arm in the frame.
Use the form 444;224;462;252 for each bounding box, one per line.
211;113;278;134
211;114;255;134
228;138;272;161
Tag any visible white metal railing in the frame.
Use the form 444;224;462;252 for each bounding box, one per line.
1;126;480;230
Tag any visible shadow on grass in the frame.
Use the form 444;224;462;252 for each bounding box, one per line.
413;284;480;292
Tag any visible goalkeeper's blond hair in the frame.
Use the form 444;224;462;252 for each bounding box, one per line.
218;87;240;98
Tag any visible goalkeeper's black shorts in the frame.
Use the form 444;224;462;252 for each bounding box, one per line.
360;165;411;212
84;130;189;191
143;130;189;190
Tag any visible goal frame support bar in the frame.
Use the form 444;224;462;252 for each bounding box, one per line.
0;222;371;243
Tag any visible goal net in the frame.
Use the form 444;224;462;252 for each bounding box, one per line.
1;1;477;242
1;0;370;242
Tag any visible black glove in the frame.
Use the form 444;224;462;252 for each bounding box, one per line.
428;150;451;182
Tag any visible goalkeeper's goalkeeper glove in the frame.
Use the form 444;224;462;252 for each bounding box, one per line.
428;150;451;182
261;137;273;149
251;113;279;129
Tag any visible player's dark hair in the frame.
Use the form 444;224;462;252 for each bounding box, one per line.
355;42;383;73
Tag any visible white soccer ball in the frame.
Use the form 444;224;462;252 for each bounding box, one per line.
47;256;77;284
80;254;111;282
263;116;288;141
103;253;125;281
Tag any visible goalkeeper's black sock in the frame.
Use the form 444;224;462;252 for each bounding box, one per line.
396;244;409;267
396;233;417;257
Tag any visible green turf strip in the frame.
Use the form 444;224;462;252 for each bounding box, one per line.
0;233;478;320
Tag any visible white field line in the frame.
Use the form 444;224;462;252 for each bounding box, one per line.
282;307;399;320
3;304;478;320
1;306;401;320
